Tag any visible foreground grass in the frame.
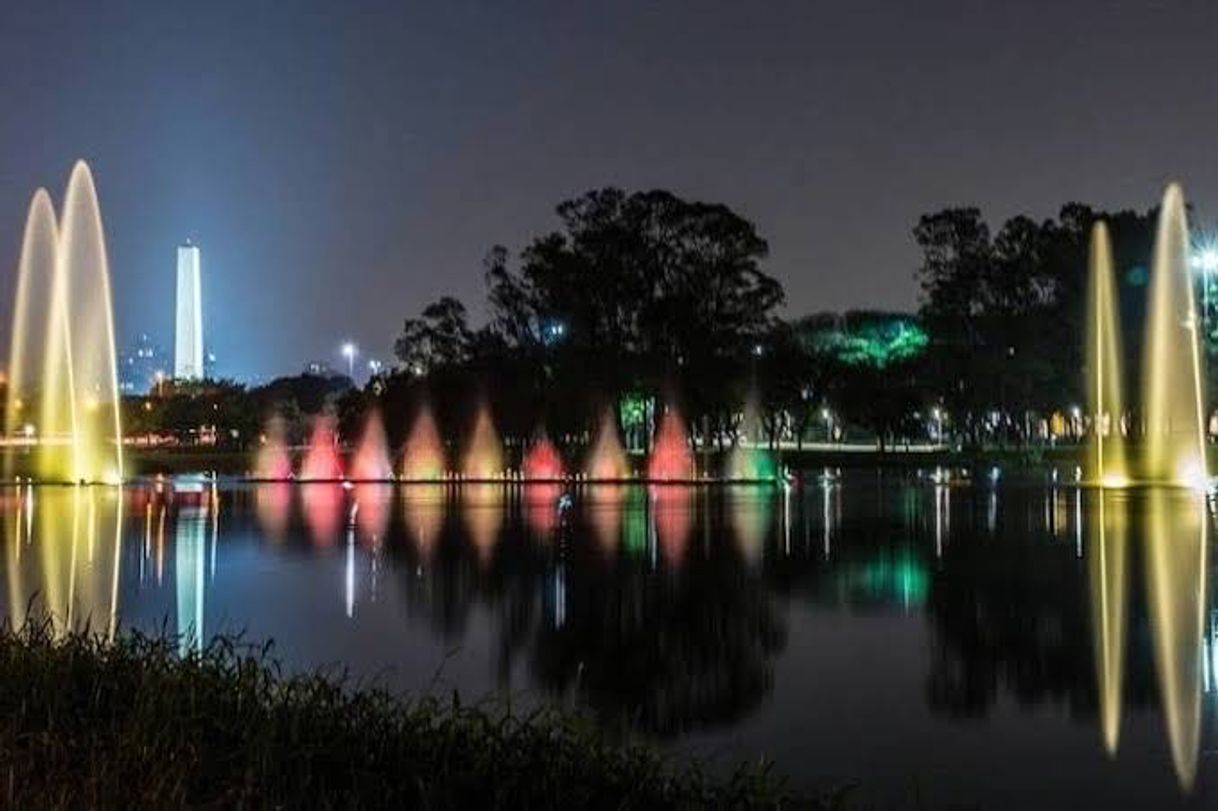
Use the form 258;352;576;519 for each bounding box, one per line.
0;622;810;809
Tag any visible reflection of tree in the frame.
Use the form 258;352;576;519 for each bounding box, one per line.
922;498;1159;720
925;531;1095;717
386;504;786;738
528;548;786;737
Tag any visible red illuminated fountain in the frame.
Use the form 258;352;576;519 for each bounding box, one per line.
647;408;695;482
350;409;393;481
254;414;293;480
522;432;565;481
586;410;629;480
462;406;504;480
300;414;344;481
401;404;446;481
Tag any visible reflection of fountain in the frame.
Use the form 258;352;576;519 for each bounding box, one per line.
1085;223;1128;486
5;485;123;639
254;415;293;480
300;414;343;481
462;407;504;480
302;484;344;548
350;410;392;481
402;484;445;560
4;162;124;483
586;410;629;480
729;486;773;565
650;486;691;564
1086;489;1128;756
647;408;694;482
1143;489;1207;791
524;483;563;538
401;404;446;481
353;483;391;542
462;484;503;561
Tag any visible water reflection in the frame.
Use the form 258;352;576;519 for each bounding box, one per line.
1143;489;1207;792
1087;489;1128;757
2;479;1217;803
5;486;123;639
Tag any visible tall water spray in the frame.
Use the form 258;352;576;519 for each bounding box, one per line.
1085;223;1128;486
5;161;124;483
1144;184;1206;486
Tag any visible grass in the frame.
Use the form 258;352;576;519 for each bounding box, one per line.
0;620;813;809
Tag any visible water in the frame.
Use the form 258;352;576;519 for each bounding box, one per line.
2;472;1216;809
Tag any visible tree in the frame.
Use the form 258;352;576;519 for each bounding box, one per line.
394;296;474;375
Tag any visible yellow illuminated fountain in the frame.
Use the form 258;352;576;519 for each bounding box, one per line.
1144;184;1207;487
4;161;124;483
1086;183;1206;487
1085;222;1127;486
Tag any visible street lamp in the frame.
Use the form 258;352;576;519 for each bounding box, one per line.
341;342;357;378
1192;244;1218;341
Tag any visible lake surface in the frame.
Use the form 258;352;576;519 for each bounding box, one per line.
1;472;1215;809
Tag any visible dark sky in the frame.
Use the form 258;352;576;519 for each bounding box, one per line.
1;1;1217;381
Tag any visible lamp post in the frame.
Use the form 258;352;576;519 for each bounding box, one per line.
1192;247;1218;343
341;342;357;379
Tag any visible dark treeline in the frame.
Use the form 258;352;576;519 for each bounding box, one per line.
124;189;1190;456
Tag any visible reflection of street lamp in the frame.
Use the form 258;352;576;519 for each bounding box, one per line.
341;342;357;378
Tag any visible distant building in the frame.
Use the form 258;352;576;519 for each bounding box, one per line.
174;242;204;380
119;332;166;394
304;361;335;376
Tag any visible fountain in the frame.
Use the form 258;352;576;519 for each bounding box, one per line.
4;161;124;483
1087;183;1207;487
350;409;392;481
522;431;565;480
300;414;343;481
1085;222;1128;486
254;415;293;480
1144;184;1207;487
647;408;695;481
401;404;446;481
462;406;504;480
586;410;629;480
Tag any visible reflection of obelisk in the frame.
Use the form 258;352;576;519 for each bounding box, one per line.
175;506;207;655
174;242;203;380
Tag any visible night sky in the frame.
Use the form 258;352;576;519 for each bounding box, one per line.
1;1;1217;381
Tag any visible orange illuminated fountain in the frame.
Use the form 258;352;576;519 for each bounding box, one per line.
300;414;343;481
4;161;124;483
254;414;293;480
522;432;565;480
462;406;504;480
401;404;446;481
586;410;629;480
647;408;695;482
350;409;392;481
